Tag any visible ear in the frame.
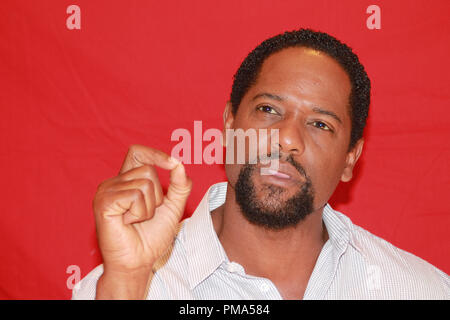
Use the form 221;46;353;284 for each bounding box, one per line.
340;138;364;182
222;101;235;147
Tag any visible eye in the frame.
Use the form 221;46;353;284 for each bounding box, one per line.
257;105;279;115
311;121;332;132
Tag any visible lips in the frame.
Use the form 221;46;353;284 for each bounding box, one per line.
265;169;291;179
259;160;304;183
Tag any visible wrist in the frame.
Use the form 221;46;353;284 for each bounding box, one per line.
96;267;153;300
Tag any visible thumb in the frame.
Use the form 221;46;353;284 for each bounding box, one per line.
165;158;192;214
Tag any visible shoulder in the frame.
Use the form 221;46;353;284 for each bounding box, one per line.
335;209;449;299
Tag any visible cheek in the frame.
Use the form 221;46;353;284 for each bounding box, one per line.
224;163;244;187
225;128;272;164
305;154;347;200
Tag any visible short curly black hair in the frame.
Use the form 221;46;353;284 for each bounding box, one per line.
230;28;371;150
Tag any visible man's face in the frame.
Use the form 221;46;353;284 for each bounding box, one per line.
224;47;363;229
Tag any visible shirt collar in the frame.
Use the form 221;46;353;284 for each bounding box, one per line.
322;204;353;255
182;182;356;290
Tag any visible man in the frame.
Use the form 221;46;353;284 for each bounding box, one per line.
73;29;449;299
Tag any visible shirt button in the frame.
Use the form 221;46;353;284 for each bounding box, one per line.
260;282;270;293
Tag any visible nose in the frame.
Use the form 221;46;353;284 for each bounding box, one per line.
276;117;306;156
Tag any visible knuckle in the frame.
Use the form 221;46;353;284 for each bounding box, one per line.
96;179;109;192
173;176;193;195
128;144;143;163
170;184;190;197
141;178;155;192
140;165;155;179
133;188;145;201
92;192;107;215
140;164;151;175
129;144;140;152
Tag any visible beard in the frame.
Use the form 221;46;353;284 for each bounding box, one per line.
234;157;315;230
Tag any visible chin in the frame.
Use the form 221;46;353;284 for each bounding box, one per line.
235;163;316;230
254;175;301;198
252;182;295;210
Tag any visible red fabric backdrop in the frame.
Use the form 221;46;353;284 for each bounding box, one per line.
0;0;449;299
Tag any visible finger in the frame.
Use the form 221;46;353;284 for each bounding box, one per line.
165;158;192;214
96;189;147;225
122;189;149;224
117;165;164;207
109;179;157;219
119;144;178;174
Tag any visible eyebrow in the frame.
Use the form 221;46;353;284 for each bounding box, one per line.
252;92;343;124
252;92;284;102
311;106;343;124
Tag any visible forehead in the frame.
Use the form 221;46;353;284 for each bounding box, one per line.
250;47;352;117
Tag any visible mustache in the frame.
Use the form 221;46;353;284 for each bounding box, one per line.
257;152;308;180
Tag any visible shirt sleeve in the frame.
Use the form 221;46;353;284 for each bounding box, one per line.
71;264;104;300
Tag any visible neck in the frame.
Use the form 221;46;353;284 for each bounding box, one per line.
211;182;328;296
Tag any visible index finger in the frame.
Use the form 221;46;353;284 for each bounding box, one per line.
119;144;178;174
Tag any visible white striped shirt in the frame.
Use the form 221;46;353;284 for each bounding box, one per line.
73;182;449;300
